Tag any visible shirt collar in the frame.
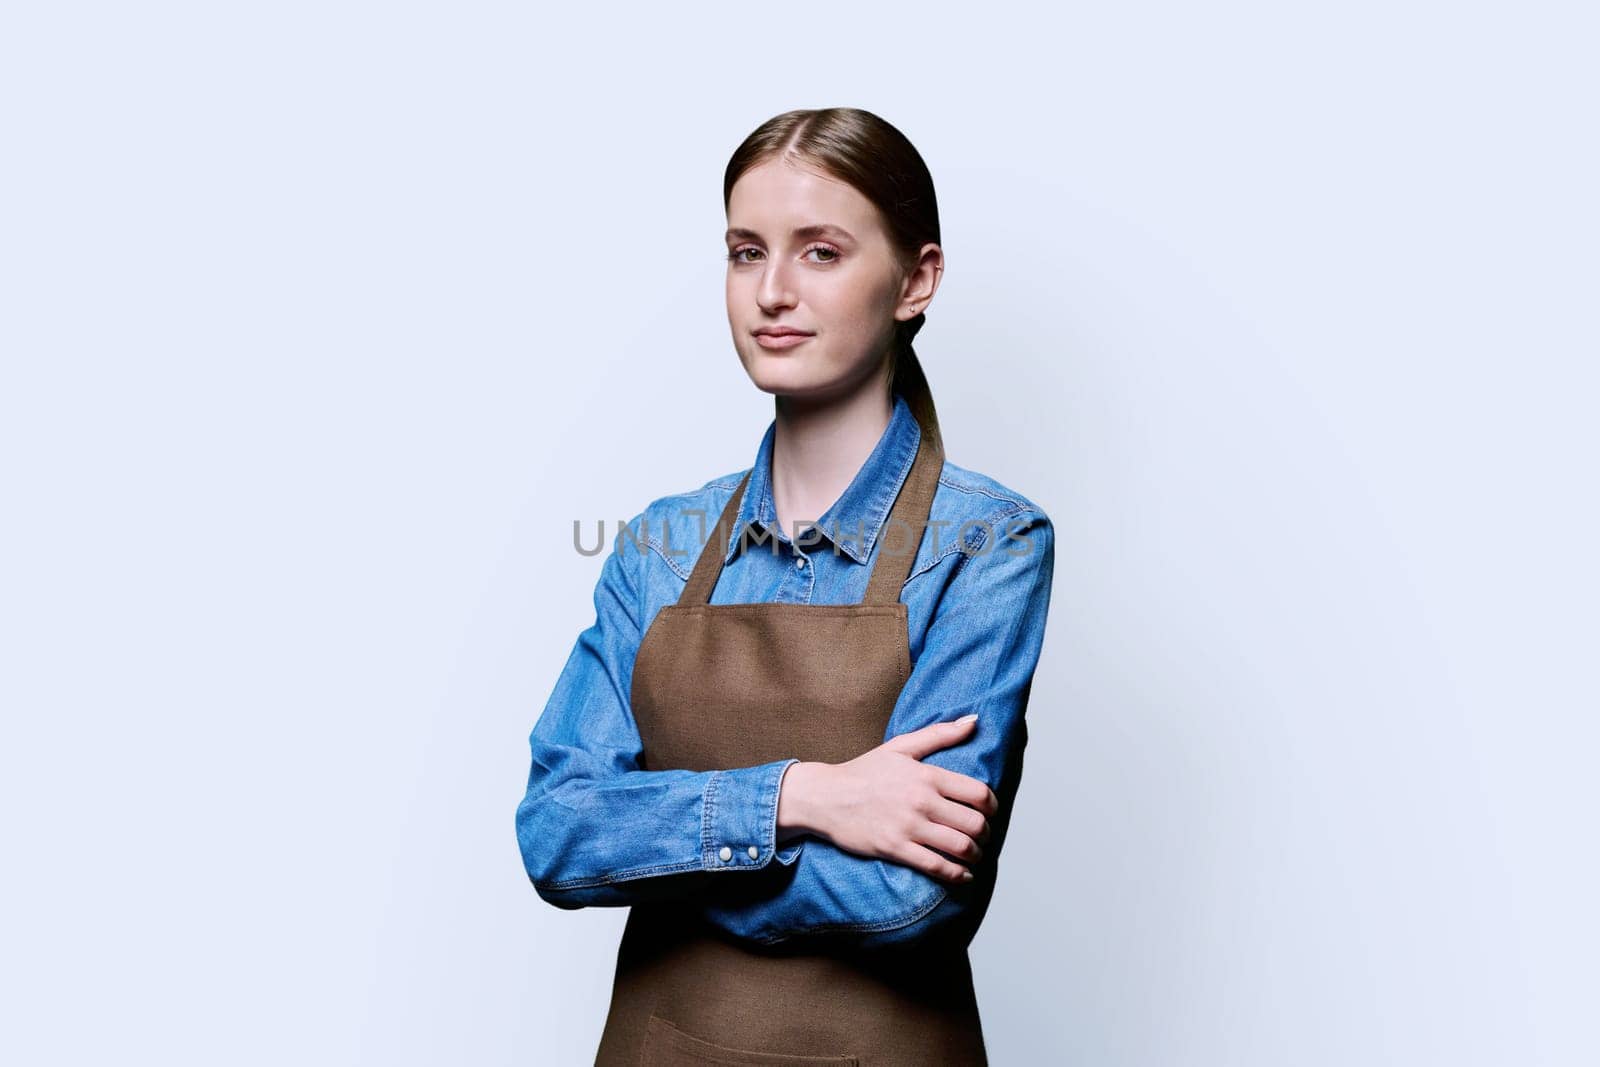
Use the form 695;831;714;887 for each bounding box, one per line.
723;393;925;566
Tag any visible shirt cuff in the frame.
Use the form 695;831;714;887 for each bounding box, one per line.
774;838;805;866
702;758;800;871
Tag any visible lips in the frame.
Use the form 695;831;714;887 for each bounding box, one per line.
753;326;815;351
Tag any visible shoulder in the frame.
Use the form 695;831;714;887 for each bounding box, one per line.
923;456;1052;568
933;457;1049;525
618;468;750;581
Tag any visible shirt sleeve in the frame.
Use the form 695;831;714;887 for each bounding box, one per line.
514;510;806;909
693;510;1055;949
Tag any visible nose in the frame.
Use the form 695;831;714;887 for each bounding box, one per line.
756;260;797;314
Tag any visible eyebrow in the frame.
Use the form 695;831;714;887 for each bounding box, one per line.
724;223;857;245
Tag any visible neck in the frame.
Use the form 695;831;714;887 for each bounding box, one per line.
769;379;895;543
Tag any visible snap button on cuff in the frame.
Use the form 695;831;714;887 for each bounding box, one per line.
718;845;732;862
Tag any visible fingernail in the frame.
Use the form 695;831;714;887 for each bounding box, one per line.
960;870;975;882
957;713;978;724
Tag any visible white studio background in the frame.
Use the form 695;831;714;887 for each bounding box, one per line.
2;3;1594;1065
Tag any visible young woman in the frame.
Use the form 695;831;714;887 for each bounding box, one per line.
515;108;1056;1066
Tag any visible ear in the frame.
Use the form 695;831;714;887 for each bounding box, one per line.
898;243;944;316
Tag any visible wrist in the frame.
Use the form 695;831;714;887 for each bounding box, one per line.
775;760;832;842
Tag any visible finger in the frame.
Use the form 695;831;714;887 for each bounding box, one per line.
880;715;978;760
927;795;990;847
915;818;984;866
926;765;1000;817
896;841;975;886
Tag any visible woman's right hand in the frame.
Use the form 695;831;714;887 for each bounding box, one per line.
775;714;998;885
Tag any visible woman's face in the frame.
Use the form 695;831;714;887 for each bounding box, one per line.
725;158;918;404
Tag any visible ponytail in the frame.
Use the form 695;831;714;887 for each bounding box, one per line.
890;310;943;455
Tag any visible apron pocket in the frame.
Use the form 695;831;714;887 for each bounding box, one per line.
641;1012;860;1066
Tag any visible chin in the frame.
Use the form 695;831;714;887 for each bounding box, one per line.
741;345;804;381
746;347;877;401
747;366;811;395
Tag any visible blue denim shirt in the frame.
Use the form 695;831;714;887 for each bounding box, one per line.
515;394;1055;949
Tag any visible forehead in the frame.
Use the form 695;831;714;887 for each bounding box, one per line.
726;157;882;237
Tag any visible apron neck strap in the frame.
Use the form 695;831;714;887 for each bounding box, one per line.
862;424;943;605
679;468;751;606
677;421;944;608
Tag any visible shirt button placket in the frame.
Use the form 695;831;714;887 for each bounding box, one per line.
793;551;813;603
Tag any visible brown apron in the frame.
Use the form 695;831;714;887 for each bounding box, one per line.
594;422;988;1066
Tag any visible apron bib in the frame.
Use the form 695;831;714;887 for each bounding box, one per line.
594;423;987;1066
